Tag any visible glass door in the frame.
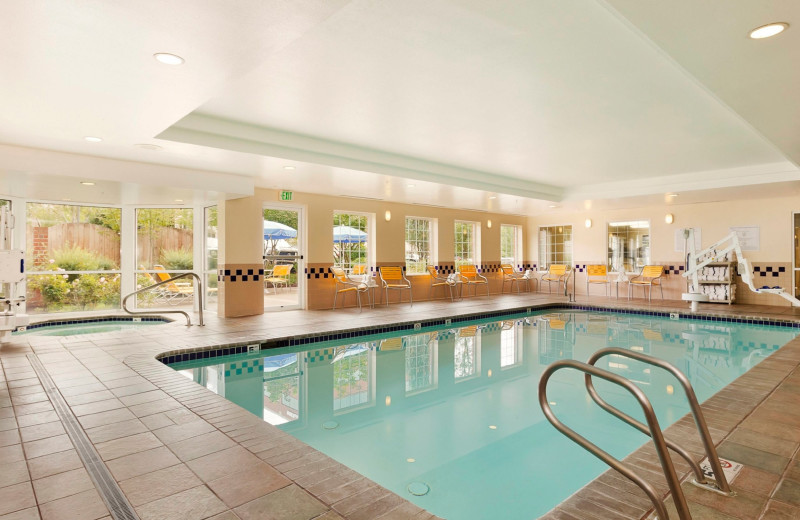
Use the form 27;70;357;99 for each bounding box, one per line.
263;205;304;310
794;213;800;298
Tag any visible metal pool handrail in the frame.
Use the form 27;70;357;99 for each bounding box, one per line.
586;347;732;495
539;360;691;520
122;272;204;326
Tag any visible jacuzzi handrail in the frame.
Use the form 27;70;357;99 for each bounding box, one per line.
586;347;731;495
539;360;691;520
122;272;204;326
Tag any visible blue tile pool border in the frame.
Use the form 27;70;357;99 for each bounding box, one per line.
17;315;170;333
157;303;800;366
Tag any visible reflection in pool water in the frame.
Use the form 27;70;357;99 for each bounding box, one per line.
170;311;797;520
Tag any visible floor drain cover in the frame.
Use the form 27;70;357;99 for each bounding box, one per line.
322;420;339;430
408;482;430;496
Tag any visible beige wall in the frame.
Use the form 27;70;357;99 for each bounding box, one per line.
528;195;799;264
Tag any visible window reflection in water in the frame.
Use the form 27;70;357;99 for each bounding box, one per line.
332;344;374;412
500;321;523;368
454;326;481;381
263;353;300;425
405;333;438;395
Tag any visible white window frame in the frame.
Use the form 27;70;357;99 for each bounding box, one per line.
405;216;437;275
538;224;572;269
607;220;651;272
455;220;480;268
333;210;374;273
500;224;523;267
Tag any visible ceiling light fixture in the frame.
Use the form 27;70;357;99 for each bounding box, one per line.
80;181;95;186
153;53;185;65
174;199;184;203
548;204;557;208
489;196;497;200
407;184;415;188
283;166;295;171
84;136;102;143
135;143;163;151
749;22;789;39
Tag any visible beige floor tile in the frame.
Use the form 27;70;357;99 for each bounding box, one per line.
0;482;36;516
0;417;19;432
119;464;201;506
26;449;84;480
10;393;48;406
95;431;162;461
135;485;228;520
32;467;94;504
0;460;30;488
84;418;148;444
13;402;54;417
0;506;41;520
0;429;20;447
38;488;109;520
234;484;327;520
151;419;215;445
19;421;65;443
106;445;181;481
70;398;125;417
208;462;291;508
186;445;261;482
76;408;136;430
15;411;58;429
22;434;73;459
168;430;236;462
0;444;25;464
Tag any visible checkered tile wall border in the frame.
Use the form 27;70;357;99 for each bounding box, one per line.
218;268;264;282
223;359;262;377
752;265;786;278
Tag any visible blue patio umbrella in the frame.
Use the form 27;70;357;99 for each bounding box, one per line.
333;225;367;243
263;220;297;240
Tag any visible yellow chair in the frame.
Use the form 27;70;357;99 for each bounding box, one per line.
500;264;527;294
153;265;194;304
629;265;664;301
379;266;413;306
427;266;456;301
265;264;291;293
330;266;368;310
586;265;610;296
541;264;568;294
458;265;489;297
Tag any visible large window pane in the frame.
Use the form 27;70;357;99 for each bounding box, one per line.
455;221;477;268
538;225;572;269
25;203;121;314
405;217;433;275
205;206;218;310
501;224;521;266
405;333;438;395
607;221;650;272
333;343;373;412
333;212;368;272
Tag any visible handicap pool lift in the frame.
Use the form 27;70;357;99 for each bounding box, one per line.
681;228;800;312
0;205;29;343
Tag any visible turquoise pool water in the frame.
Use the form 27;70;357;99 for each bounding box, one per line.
14;319;165;336
169;310;798;519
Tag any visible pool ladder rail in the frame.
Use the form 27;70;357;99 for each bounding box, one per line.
122;272;204;326
539;347;734;520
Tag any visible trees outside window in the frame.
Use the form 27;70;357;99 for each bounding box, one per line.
405;217;434;274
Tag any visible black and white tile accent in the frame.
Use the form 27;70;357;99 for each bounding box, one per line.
218;268;264;283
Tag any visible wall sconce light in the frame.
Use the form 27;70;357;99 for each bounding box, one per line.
384;210;391;222
584;218;592;228
665;213;674;224
487;219;492;228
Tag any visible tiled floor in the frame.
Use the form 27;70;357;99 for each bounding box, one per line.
3;291;800;520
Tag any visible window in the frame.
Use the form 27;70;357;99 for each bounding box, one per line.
204;206;218;310
455;220;479;268
25;203;121;314
501;224;522;266
135;208;194;308
607;221;650;272
263;353;301;425
333;343;374;413
405;333;438;395
333;212;369;271
538;225;572;269
454;326;481;382
405;217;434;274
500;322;523;369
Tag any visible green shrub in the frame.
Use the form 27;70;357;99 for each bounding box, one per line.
27;273;120;311
53;245;117;271
159;248;193;270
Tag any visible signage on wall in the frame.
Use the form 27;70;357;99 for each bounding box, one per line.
730;226;759;251
280;191;293;202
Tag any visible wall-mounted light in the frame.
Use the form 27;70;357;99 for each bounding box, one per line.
385;396;392;406
487;219;492;228
665;213;674;224
384;210;391;222
585;218;592;228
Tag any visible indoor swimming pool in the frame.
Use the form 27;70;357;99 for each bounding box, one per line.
167;310;799;519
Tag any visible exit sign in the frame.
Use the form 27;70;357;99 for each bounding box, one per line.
280;191;293;201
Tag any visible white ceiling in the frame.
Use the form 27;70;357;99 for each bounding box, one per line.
0;0;797;213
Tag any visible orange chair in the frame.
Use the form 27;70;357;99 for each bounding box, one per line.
427;266;456;301
379;266;413;306
541;264;568;294
458;265;489;297
586;265;610;296
330;266;368;310
629;265;664;301
500;264;528;294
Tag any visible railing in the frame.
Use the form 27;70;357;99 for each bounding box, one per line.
540;360;689;519
586;348;732;495
540;350;735;519
122;272;204;326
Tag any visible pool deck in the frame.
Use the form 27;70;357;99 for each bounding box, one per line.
2;292;800;520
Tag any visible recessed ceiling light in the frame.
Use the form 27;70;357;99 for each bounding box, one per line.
174;199;184;203
283;166;295;171
135;143;163;151
154;53;184;65
668;193;679;198
489;196;497;200
749;22;789;39
84;136;102;143
80;181;95;186
407;184;415;188
548;204;557;208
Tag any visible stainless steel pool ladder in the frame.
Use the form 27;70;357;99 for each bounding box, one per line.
122;272;204;326
539;348;733;520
